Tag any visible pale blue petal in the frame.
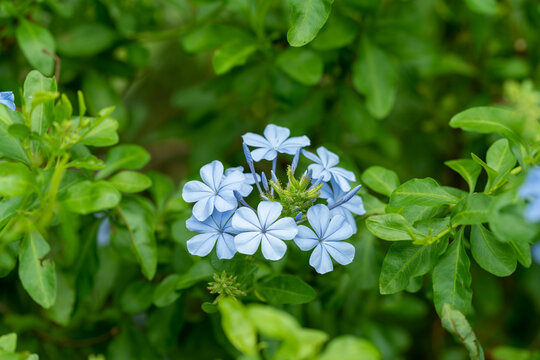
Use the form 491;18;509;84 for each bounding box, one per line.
330;167;356;191
316;147;339;168
525;199;540;223
257;201;282;229
293;225;319;251
261;234;287;260
323;215;353;241
532;243;540;265
192;195;215;221
220;170;246;191
187;233;218;257
266;217;298;239
216;233;236;259
97;218;111;247
214;209;235;229
319;183;334;200
331;207;357;234
0;91;15;111
306;204;330;237
243;132;271;148
278;136;310;155
252;147;277;162
343;195;366;215
182;180;213;202
232;207;261;231
200;160;223;191
308;164;330;181
302;149;322;164
186;215;216;233
309;244;333;274
519;167;540;199
234;232;263;255
238;183;253;197
214;192;237;212
264;124;290;147
324;241;355;265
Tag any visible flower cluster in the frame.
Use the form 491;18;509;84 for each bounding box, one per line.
519;167;540;222
182;124;365;274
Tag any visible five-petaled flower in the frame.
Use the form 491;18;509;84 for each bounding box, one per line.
303;146;356;191
232;201;298;260
182;160;251;221
0;91;15;111
294;204;355;274
186;209;237;259
320;180;366;233
519;167;540;222
242;124;310;162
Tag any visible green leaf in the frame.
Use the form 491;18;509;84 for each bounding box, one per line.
390;178;459;207
18;231;57;308
147;171;175;211
246;304;300;338
449;107;524;145
45;271;75;326
0;333;16;352
57;23;116;56
180;24;248;53
432;228;472;316
120;281;154;314
441;304;485;360
444;159;481;193
79;116;119;147
361;166;400;196
486;139;516;175
451;193;492;225
366;213;419;241
175;260;214;289
352;37;397;119
470;153;498;191
23;70;57;136
153;274;181;307
319;335;381;360
286;0;334;47
67;154;105;170
63;180;121;214
109;171;152;193
218;297;258;355
256;275;316;304
470;225;516;277
311;13;358;51
97;144;151;180
117;197;157;280
276;48;324;86
379;241;445;294
465;0;497;16
16;19;56;76
0;162;35;197
212;39;257;75
0;123;30;165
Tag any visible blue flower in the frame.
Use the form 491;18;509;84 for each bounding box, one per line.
242;124;310;162
294;204;355;274
532;242;540;265
182;160;247;221
519;167;540;222
302;146;356;191
225;166;259;196
97;217;111;247
320;181;366;233
186;209;237;259
0;91;15;111
232;201;298;260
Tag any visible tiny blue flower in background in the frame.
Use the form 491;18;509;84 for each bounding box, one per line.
519;167;540;222
242;124;310;162
294;204;355;274
232;201;298;260
183;160;250;221
186;209;237;259
320;181;366;233
303;146;356;191
0;91;16;111
532;243;540;265
97;217;111;247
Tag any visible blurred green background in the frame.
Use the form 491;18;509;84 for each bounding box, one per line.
0;0;539;359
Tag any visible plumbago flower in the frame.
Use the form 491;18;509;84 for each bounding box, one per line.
182;124;365;272
519;167;540;222
0;91;16;111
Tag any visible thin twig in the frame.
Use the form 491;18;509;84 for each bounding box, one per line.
42;49;61;82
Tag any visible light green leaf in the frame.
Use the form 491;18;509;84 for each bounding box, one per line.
0;123;30;165
361;166;400;196
212;38;257;75
63;180;121;214
18;231;57;308
79;116;119;147
276;48;324;86
0;162;35;197
0;333;17;352
470;225;516;277
67;154;106;170
366;213;419;241
180;24;248;53
57;23;116;56
486;139;516;175
444;159;481;193
23;70;57;136
379;241;445;294
287;0;334;47
449;107;524;145
16;19;56;76
176;260;214;289
246;304;300;338
451;193;492;225
97;144;151;180
109;171;152;193
465;0;497;16
390;178;459;207
432;228;472;316
218;297;258;355
319;335;381;360
256;275;316;304
352;37;397;119
441;304;485;360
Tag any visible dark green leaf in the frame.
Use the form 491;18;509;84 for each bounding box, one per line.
287;0;334;47
444;159;481;193
276;48;324;86
57;23;116;56
16;20;56;75
256;275;316;304
470;225;516;277
153;274;181;307
97;144;151;179
390;178;459;207
63;180;121;214
451;193;492;225
441;304;485;360
121;281;154;314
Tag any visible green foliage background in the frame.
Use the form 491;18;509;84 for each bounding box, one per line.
0;0;539;359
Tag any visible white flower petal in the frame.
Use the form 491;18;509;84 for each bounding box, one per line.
187;233;218;257
261;234;287;260
200;160;224;191
266;217;298;239
234;231;263;255
263;124;290;147
293;225;319;251
192;195;215;221
324;241;355;265
309;244;333;274
257;201;282;229
182;180;213;203
216;233;236;259
232;207;261;231
278;136;310;155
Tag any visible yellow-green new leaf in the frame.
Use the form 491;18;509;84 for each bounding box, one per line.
218;298;258;355
109;171;152;193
